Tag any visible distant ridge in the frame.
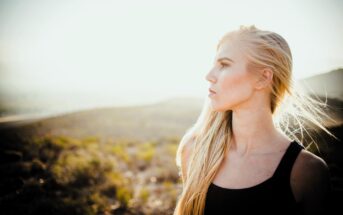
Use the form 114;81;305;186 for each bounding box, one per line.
1;68;342;134
298;68;343;101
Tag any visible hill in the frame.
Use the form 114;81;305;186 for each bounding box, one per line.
298;68;343;100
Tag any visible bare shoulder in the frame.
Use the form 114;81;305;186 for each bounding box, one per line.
176;135;194;165
180;135;195;166
294;149;329;176
176;134;195;183
291;148;331;213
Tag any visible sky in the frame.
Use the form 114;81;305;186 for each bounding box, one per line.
0;0;342;116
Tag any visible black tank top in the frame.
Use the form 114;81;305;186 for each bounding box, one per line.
204;140;305;215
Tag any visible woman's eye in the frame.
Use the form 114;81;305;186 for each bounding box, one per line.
221;63;229;67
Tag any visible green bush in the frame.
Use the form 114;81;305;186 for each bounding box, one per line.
116;186;133;207
136;141;156;162
110;145;131;163
138;186;150;203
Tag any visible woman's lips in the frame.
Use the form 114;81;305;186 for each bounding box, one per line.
208;88;216;97
209;88;216;94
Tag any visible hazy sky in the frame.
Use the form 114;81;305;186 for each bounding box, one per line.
0;0;342;115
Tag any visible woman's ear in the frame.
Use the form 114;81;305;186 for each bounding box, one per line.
254;68;273;90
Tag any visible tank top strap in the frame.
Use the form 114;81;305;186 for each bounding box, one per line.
272;140;305;180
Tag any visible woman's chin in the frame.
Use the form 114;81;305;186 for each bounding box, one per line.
210;102;232;112
210;104;226;112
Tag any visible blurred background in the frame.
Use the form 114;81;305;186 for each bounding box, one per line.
0;0;342;214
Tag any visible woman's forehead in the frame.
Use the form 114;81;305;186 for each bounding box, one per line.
215;42;245;63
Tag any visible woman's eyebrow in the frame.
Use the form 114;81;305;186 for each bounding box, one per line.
217;57;234;63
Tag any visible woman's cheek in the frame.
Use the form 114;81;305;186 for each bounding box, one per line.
220;70;252;103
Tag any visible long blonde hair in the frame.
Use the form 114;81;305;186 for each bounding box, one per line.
173;24;338;215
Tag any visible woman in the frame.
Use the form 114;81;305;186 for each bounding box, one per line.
173;25;337;215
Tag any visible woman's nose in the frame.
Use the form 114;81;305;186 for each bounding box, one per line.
205;68;216;83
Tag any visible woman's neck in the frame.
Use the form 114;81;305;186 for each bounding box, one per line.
230;106;289;157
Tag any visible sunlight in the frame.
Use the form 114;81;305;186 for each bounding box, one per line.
0;0;342;117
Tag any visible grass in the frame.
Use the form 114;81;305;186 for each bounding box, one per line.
0;132;182;215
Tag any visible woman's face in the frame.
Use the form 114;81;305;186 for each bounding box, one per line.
205;40;258;112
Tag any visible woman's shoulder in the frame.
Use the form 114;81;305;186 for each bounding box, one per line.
175;133;196;183
175;133;196;169
293;149;330;184
291;147;331;212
